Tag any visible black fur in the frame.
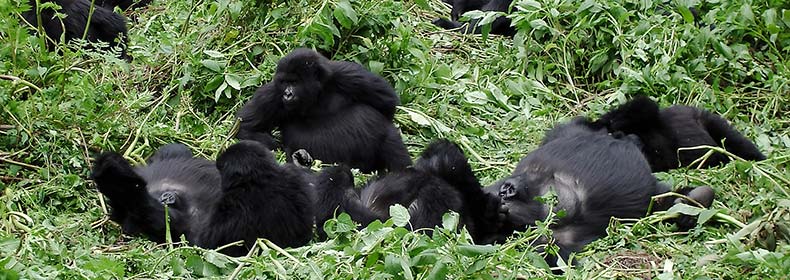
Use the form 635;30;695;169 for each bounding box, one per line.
314;139;503;243
484;118;715;268
194;141;314;256
22;0;129;59
593;96;765;171
92;143;220;243
433;0;515;36
92;142;315;257
236;48;412;173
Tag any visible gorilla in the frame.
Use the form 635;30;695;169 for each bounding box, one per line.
433;0;516;36
193;141;314;256
485;118;715;268
21;0;130;59
590;96;765;172
313;139;504;243
236;48;412;174
91;141;315;257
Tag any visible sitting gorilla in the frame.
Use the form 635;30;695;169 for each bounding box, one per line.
313;139;504;243
433;0;516;36
91;141;314;256
591;96;765;172
236;48;412;174
485;118;715;268
22;0;130;59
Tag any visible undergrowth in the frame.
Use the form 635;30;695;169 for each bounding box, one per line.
1;0;788;278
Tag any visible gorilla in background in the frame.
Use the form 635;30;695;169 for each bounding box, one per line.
236;48;412;174
484;118;715;268
21;0;130;59
313;139;504;243
590;96;765;172
433;0;516;36
92;141;315;257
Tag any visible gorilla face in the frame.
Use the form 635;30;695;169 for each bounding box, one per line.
274;49;331;112
495;175;549;227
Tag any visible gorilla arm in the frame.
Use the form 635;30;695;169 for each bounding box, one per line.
328;61;400;120
236;83;286;149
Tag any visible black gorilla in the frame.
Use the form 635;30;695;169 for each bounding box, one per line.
21;0;129;59
236;48;412;173
193;141;314;256
92;141;314;257
433;0;515;36
485;118;714;267
92;144;219;243
314;139;504;243
591;96;765;172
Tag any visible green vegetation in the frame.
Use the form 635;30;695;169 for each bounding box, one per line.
1;0;788;278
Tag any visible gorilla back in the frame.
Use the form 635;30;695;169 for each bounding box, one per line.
22;0;130;59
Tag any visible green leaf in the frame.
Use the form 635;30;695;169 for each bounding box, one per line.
203;50;224;58
457;244;497;257
441;212;459;230
200;59;223;73
225;73;242;90
390;204;410;227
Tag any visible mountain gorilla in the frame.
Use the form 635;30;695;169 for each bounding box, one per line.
590;96;765;172
236;48;412;174
91;141;314;256
433;0;516;36
21;0;130;59
314;139;504;243
485;118;715;268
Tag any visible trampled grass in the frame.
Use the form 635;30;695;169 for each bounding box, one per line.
1;0;788;278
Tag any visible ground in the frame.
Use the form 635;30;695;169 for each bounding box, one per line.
1;0;788;278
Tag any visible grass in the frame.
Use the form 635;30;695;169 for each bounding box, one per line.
1;0;789;278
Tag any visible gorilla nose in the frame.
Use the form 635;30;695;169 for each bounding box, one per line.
283;87;295;101
499;180;517;199
160;191;177;205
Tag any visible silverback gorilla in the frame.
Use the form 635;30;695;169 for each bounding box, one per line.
485;118;715;268
22;0;130;59
91;141;314;256
236;48;412;173
591;96;765;172
313;139;504;243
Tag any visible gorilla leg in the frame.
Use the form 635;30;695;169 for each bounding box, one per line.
413;139;505;242
700;110;766;162
314;165;384;238
595;95;661;132
377;127;413;172
654;185;715;230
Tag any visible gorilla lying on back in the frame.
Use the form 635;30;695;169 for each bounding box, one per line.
236;48;412;174
591;96;765;172
21;0;130;59
433;0;516;36
314;139;504;243
485;118;715;268
92;141;314;256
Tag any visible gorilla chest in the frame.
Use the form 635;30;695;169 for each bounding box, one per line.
279;111;387;155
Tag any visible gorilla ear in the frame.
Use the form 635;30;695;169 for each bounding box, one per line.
315;57;333;83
